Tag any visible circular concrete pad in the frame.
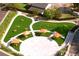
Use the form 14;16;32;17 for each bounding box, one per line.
20;36;59;56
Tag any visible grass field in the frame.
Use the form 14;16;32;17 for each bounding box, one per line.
4;15;32;42
3;15;32;51
0;11;22;55
2;14;76;52
0;11;17;40
33;21;75;45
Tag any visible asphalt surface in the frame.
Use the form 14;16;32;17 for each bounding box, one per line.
0;50;9;56
0;10;7;22
0;10;8;56
66;29;79;56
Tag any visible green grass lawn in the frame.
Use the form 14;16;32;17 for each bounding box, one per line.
33;21;75;45
10;33;33;51
3;15;32;51
0;11;17;40
0;11;22;55
2;14;76;52
4;15;32;42
4;19;75;51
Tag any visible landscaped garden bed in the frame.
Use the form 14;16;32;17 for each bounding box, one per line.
33;21;75;45
4;15;32;42
2;15;76;51
3;15;32;51
43;6;78;20
0;10;76;55
9;33;33;51
1;3;79;56
0;11;24;56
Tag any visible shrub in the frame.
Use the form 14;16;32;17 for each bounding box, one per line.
43;7;62;19
73;3;79;8
32;8;40;15
72;3;79;12
7;3;28;11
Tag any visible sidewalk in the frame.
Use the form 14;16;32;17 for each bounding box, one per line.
0;10;7;22
0;49;13;56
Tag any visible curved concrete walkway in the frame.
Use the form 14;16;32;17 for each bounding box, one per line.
1;11;76;55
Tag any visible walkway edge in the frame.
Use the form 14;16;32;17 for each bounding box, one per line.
0;11;10;25
0;49;13;56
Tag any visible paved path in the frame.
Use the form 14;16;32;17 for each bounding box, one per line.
0;49;10;56
0;49;14;56
0;51;8;56
0;11;78;55
0;10;7;22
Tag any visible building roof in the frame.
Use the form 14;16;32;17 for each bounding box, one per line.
28;7;44;14
28;3;49;14
28;3;48;9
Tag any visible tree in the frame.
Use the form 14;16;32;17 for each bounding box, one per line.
43;7;62;19
73;3;79;8
32;8;40;15
0;3;9;11
7;3;27;11
72;3;79;12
